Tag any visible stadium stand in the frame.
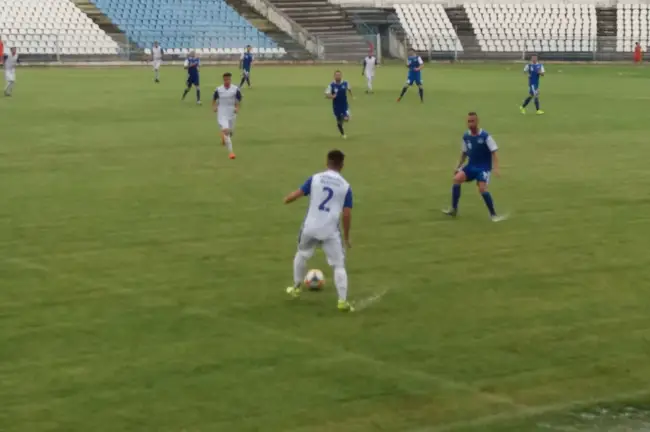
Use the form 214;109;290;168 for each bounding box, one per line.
394;3;462;52
0;0;120;55
465;3;597;53
91;0;285;54
617;3;650;52
266;0;370;59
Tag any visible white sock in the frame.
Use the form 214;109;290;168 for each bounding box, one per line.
154;69;159;80
367;78;372;91
293;253;308;287
334;267;348;301
4;82;11;94
224;135;233;153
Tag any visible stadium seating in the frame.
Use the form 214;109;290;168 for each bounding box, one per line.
0;0;120;55
394;4;463;52
92;0;284;54
617;3;650;52
466;3;597;53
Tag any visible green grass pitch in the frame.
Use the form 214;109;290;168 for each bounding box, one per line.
2;63;650;432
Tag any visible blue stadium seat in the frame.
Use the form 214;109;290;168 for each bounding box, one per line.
91;0;279;51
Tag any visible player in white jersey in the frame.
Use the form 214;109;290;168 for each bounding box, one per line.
362;50;378;93
284;150;354;312
3;47;19;97
212;72;242;160
151;41;163;83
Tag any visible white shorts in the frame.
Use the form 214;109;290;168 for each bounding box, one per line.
217;113;236;131
297;232;345;268
365;72;374;80
153;60;162;70
5;71;15;82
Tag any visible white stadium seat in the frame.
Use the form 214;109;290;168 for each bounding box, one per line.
465;3;597;53
0;0;120;55
394;3;463;52
617;3;650;52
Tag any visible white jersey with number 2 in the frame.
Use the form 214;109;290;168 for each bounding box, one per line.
299;169;353;240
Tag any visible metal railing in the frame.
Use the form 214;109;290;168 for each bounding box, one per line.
423;36;644;61
242;0;324;58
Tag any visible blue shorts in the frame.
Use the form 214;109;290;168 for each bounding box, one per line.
334;108;350;120
187;75;200;86
462;166;491;184
407;73;422;86
529;84;539;96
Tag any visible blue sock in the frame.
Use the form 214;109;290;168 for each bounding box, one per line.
239;76;246;87
337;120;345;136
196;89;201;102
399;86;408;98
182;87;190;99
522;96;532;107
418;87;424;102
534;97;540;110
481;192;496;216
451;184;461;210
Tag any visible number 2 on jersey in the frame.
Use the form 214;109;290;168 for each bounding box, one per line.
318;187;334;212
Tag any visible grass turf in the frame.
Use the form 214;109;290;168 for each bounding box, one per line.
2;64;650;432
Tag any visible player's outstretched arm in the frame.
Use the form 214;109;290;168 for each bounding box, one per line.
342;207;352;249
212;90;218;112
341;207;352;249
285;177;311;204
235;89;242;113
342;188;353;248
455;152;468;172
284;189;305;204
325;85;335;99
492;151;500;177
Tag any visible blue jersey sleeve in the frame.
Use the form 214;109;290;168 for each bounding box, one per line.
236;89;242;101
213;90;219;101
344;187;353;209
300;177;312;196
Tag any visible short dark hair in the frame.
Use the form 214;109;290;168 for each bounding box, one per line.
246;45;251;48
468;111;478;117
223;72;232;78
327;149;345;167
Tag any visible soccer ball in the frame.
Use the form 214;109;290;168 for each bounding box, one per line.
304;269;325;291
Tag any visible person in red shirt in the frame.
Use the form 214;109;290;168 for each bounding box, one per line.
0;39;4;65
634;42;643;64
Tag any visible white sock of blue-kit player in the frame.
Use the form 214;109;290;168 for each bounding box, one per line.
224;135;233;153
334;267;348;301
293;253;307;287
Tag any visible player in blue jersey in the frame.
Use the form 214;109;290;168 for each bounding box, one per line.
181;51;201;105
325;70;353;139
239;45;253;89
520;54;545;115
443;112;506;222
397;49;424;103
